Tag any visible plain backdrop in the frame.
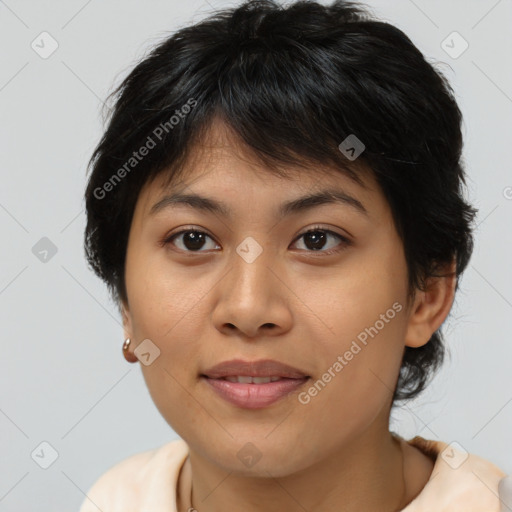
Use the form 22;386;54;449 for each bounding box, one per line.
0;0;511;510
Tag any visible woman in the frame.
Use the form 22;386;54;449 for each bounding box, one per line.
80;0;511;510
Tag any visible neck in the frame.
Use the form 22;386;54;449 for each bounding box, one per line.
178;429;410;512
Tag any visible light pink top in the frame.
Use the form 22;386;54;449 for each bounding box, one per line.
79;436;511;511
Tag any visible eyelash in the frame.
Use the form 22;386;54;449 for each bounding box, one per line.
160;225;352;256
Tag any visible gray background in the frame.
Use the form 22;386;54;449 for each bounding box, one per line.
0;0;511;510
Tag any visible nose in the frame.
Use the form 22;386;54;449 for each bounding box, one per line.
211;241;293;339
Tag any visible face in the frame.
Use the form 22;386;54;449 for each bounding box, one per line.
121;121;446;477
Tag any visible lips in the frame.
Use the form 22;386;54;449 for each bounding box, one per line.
201;358;309;380
203;376;309;409
200;358;310;408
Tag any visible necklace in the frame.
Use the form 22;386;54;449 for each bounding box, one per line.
186;438;407;511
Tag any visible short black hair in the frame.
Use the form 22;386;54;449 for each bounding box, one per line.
84;0;478;405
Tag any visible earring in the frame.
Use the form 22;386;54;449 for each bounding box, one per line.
123;338;139;363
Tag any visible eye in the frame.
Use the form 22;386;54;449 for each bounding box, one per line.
162;227;219;252
291;225;352;255
161;225;351;255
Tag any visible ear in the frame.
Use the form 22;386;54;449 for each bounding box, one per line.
121;299;134;341
404;259;457;348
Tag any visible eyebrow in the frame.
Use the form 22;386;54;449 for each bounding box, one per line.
149;188;369;219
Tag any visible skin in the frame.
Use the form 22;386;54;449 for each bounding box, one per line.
121;118;456;511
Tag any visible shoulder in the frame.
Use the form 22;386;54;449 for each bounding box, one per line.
401;435;510;512
79;438;189;512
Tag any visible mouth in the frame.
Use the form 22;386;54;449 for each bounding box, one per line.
202;358;309;379
200;374;310;409
206;375;297;383
200;358;310;409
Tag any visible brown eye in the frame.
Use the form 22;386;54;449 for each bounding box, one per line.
291;227;352;255
162;225;351;255
163;229;219;252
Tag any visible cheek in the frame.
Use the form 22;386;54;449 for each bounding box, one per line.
125;260;207;411
126;248;206;338
323;280;407;388
303;319;405;441
309;260;407;417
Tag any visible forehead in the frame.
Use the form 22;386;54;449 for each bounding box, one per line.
137;117;379;216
